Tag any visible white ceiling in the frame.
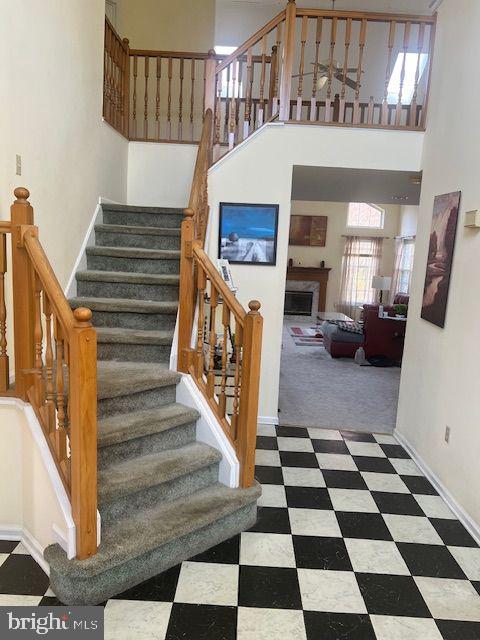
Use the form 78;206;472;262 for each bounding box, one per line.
218;0;433;15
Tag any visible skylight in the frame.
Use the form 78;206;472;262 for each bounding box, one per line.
387;52;428;104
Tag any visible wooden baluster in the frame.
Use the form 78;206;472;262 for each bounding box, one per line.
272;21;283;116
420;21;436;129
310;17;323;121
167;57;173;140
325;17;338;122
155;56;161;140
224;65;231;142
195;268;207;379
230;322;242;440
382;21;396;125
214;69;223;158
105;27;112;122
102;24;109;119
43;292;55;435
228;63;237;149
54;318;68;470
236;59;243;138
204;49;217;114
333;93;340;122
177;209;195;372
206;287;218;397
219;305;230;418
179;58;185;140
279;0;297;121
244;48;253;139
338;18;352;123
33;274;44;409
258;35;267;126
237;301;263;488
132;55;138;137
353;19;367;124
144;56;149;139
122;39;130;137
367;95;375;124
268;45;278;120
190;58;195;141
0;233;7;392
69;307;97;559
409;23;425;128
396;22;411;126
296;16;308;121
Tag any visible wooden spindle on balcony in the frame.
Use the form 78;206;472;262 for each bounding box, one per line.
339;18;352;123
325;17;338;122
244;48;254;139
268;46;278;119
353;19;367;124
236;60;243;137
258;35;267;126
207;287;218;397
382;21;396;125
410;23;425;127
367;95;375;125
167;58;173;139
296;16;308;120
144;56;149;139
228;63;237;149
155;56;161;139
0;233;7;392
272;22;283;116
132;55;138;137
310;17;323;121
122;39;130;137
395;22;411;125
179;58;185;140
214;69;223;156
190;58;196;141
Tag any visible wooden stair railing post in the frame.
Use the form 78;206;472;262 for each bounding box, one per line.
205;49;217;116
279;0;296;121
237;300;263;488
10;188;35;400
177;208;195;373
69;307;98;560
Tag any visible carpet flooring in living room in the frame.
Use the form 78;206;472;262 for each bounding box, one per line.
279;319;401;433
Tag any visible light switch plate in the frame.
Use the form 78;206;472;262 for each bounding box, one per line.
465;210;480;228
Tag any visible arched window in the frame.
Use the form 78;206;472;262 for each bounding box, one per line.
347;203;385;229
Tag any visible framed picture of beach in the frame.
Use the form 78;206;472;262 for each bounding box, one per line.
218;203;279;266
421;191;461;328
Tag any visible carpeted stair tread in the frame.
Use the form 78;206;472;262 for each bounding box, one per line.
98;442;222;504
86;246;180;260
76;270;179;286
96;327;174;345
45;481;261;577
95;224;181;237
101;203;183;215
98;404;199;449
97;361;180;400
70;296;178;314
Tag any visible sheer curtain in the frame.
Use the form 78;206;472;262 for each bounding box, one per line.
337;236;383;319
390;238;415;303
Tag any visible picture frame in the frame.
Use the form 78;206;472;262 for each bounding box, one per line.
289;214;328;247
218;202;279;266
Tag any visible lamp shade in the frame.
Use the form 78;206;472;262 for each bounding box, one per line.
372;275;392;291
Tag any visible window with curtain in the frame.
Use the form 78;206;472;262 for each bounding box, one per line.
391;238;415;301
347;203;385;229
337;237;383;318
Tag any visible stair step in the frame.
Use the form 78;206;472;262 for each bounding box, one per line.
96;327;173;345
97;361;180;417
98;442;222;508
76;270;179;302
70;297;177;331
95;224;180;251
102;203;183;229
98;404;199;465
96;327;173;363
86;246;180;275
45;482;261;604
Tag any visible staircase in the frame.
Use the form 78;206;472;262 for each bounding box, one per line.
44;203;260;605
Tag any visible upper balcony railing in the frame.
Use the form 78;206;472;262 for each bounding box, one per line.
103;1;436;150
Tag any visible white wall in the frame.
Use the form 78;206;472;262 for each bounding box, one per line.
208;122;423;423
127;143;197;208
288;201;400;312
399;204;419;237
396;0;480;528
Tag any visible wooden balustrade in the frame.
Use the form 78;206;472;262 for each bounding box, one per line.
0;188;97;560
104;17;130;137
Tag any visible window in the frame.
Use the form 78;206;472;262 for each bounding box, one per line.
215;46;242;98
347;203;385;229
398;239;415;293
387;53;428;104
338;237;383;318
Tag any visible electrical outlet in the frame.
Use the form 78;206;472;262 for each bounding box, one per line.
15;154;21;176
445;426;451;443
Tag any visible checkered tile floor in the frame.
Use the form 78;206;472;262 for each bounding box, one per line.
1;426;480;639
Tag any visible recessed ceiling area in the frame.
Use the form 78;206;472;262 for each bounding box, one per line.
291;166;422;205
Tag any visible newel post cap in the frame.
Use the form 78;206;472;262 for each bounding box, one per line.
74;307;93;325
14;187;30;203
248;300;261;314
184;207;195;218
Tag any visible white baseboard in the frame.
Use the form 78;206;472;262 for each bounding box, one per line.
258;415;279;426
394;430;480;546
0;525;49;575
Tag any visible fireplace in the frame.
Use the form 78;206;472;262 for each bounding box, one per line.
284;291;314;316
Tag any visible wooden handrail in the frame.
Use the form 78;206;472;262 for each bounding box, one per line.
1;187;98;561
295;7;436;24
188;108;213;243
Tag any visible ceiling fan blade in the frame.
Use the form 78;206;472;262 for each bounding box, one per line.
333;71;360;91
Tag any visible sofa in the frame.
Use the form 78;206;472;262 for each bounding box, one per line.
322;294;409;360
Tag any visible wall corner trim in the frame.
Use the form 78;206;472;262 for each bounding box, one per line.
394;429;480;546
258;415;279;426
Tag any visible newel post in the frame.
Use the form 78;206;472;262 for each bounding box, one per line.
10;188;35;400
279;0;297;121
177;208;196;373
69;307;98;560
237;300;263;488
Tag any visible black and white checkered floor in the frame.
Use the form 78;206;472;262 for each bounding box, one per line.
1;425;480;639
